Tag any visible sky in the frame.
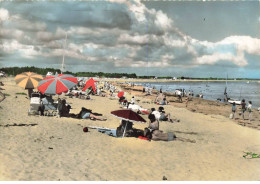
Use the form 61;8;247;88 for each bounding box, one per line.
0;0;260;78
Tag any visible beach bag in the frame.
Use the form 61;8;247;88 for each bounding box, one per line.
229;113;233;119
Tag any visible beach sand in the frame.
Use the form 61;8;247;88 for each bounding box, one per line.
0;77;260;181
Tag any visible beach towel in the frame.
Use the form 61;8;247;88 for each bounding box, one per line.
97;128;118;137
140;110;150;114
138;136;150;140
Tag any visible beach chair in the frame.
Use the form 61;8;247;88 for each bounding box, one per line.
42;96;58;116
28;92;41;115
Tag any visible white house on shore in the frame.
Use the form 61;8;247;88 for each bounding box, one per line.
46;72;53;77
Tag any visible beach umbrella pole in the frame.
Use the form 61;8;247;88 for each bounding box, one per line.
28;88;33;98
122;121;128;138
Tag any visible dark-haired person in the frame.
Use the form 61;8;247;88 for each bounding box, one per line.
241;99;246;120
231;102;237;119
158;106;173;123
80;107;106;121
148;113;160;131
145;114;195;143
160;97;168;105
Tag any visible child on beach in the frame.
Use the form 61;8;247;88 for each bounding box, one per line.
231;102;236;119
160;97;168;105
241;99;246;120
176;90;182;102
247;101;252;121
158;106;173;123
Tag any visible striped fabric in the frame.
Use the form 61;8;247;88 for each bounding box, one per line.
82;78;97;93
38;74;77;95
15;72;43;89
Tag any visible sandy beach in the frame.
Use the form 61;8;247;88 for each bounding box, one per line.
0;77;260;181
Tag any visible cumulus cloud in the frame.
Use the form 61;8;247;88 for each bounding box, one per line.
191;36;260;66
0;1;260;74
0;8;9;22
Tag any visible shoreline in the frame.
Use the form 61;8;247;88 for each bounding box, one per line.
94;78;260;83
113;82;260;131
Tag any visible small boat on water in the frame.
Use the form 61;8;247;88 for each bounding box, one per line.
223;73;242;105
228;99;241;105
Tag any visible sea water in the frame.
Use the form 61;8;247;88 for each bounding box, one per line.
133;81;260;108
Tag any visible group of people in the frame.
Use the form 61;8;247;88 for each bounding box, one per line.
144;113;194;142
142;86;153;95
116;92;184;141
231;99;253;121
155;92;169;105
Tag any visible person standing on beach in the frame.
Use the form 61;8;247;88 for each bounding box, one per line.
247;101;252;121
241;99;246;120
176;90;182;102
231;102;236;119
185;94;191;107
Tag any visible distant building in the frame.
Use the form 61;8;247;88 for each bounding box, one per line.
46;72;53;77
0;71;6;77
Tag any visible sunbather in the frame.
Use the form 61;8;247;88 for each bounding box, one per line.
143;128;195;143
79;107;106;121
144;114;194;143
57;99;70;117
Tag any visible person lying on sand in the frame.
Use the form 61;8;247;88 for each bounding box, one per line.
123;102;150;115
78;107;106;121
143;127;195;143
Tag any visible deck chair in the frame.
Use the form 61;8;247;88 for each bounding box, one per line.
42;96;58;116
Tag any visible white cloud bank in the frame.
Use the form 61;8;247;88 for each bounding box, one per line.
0;1;260;70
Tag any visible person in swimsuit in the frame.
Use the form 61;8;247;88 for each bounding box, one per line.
80;107;106;121
241;99;246;120
247;101;252;121
231;102;236;119
145;114;195;143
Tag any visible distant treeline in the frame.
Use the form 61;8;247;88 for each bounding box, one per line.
0;67;61;76
76;72;137;78
0;66;137;78
0;67;258;80
177;76;259;80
